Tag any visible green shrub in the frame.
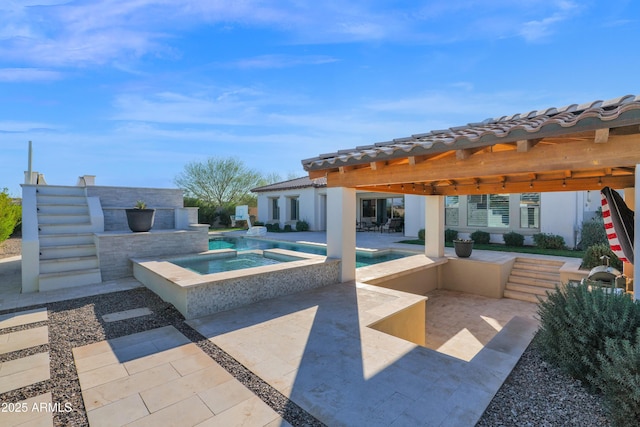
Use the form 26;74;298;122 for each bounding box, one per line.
296;220;310;231
444;229;458;243
283;224;293;232
533;233;566;250
470;230;490;244
0;189;21;243
418;229;425;241
503;231;524;247
536;282;640;391
253;221;264;226
581;243;623;271
578;218;607;250
596;329;640;427
266;223;280;232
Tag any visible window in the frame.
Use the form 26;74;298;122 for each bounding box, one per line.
289;197;299;221
520;193;540;228
362;199;376;219
445;196;459;226
385;197;404;219
468;194;509;227
270;198;280;220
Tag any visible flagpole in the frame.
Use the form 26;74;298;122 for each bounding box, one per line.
27;140;33;184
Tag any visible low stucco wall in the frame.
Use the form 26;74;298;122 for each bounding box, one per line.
96;225;209;281
362;254;515;299
368;300;426;346
358;254;444;295
439;257;515;298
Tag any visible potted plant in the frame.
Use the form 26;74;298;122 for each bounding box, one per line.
453;239;474;258
125;200;155;232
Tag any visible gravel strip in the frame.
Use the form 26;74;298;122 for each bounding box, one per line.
476;338;610;426
0;288;323;427
0;237;21;259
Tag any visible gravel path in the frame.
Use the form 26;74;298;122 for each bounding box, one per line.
477;339;610;426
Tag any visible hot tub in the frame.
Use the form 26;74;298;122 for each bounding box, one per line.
132;249;340;319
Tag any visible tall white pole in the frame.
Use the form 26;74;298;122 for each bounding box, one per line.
27;140;33;184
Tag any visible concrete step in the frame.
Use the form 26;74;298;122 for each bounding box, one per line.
39;233;95;247
38;268;102;292
38;223;94;235
515;257;565;267
35;185;86;197
503;289;545;303
507;274;559;289
40;244;97;260
510;269;560;283
39;256;99;274
38;213;91;225
506;282;552;296
513;261;563;274
37;204;89;215
509;270;560;285
36;195;87;205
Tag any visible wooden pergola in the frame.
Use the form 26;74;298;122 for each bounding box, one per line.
302;95;640;299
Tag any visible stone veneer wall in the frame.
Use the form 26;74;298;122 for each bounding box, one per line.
96;225;209;281
87;186;184;231
182;259;341;319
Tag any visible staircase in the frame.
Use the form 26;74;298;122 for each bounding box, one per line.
503;257;564;303
36;186;102;291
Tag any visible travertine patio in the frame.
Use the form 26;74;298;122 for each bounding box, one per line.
0;236;543;426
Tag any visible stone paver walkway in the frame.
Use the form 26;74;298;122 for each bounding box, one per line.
73;325;286;427
0;307;53;427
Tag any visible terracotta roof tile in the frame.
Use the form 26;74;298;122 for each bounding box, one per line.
302;94;640;171
251;176;327;192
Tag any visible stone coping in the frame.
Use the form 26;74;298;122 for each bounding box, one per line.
95;226;208;237
132;248;330;289
357;253;447;284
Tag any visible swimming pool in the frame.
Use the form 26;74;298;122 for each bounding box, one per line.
209;236;413;268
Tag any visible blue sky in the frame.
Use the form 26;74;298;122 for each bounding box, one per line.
1;0;638;195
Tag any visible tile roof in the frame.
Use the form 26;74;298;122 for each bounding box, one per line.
301;94;640;171
251;176;327;193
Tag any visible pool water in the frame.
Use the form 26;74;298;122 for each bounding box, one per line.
172;253;288;275
209;236;410;268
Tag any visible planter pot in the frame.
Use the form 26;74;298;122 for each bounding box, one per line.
453;240;474;258
125;209;156;232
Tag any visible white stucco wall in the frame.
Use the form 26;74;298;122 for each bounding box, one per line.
540;192;580;248
404;195;425;238
255;187;323;230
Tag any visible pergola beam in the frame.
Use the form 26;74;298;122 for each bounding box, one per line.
355;175;635;196
325;134;640;188
595;128;610;143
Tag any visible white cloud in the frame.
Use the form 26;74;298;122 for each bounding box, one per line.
224;54;338;69
0;68;62;82
519;1;578;41
0;120;58;132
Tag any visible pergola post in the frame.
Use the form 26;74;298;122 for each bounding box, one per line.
635;168;640;301
327;187;356;282
624;187;635;297
425;195;444;258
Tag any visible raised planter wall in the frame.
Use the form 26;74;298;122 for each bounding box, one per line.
87;186;185;231
96;225;209;281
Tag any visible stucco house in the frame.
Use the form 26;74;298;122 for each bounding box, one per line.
252;176;602;248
